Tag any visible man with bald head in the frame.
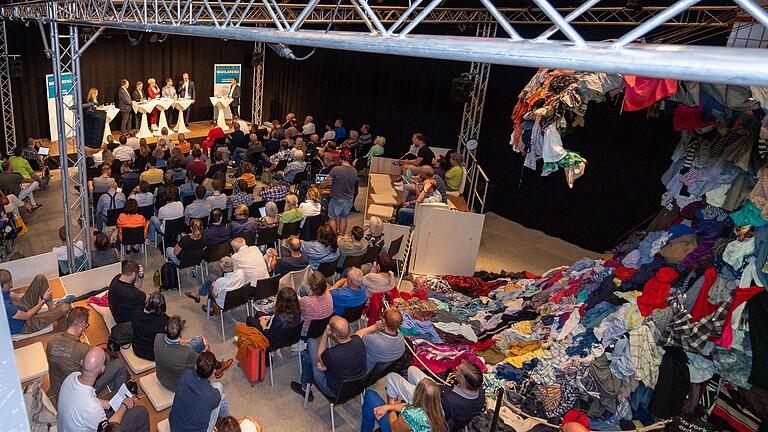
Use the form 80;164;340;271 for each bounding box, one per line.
265;235;309;275
57;347;149;432
290;315;367;401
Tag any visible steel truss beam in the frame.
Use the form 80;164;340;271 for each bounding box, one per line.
252;41;265;125
49;18;92;273
0;21;16;155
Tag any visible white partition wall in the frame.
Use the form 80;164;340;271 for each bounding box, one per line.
369;157;402;176
409;204;484;276
60;262;121;297
0;252;58;288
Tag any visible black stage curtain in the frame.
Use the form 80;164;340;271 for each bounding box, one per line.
7;23;719;252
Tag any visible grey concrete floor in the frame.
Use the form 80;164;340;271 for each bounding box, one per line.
14;170;599;431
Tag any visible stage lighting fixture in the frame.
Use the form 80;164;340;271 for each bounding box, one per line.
126;32;140;47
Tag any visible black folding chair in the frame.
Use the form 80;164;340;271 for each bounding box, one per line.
250;274;281;302
275;200;286;213
279;221;301;239
256;225;279;250
203;242;231;275
301;315;332;342
248;200;266;218
120;226;148;269
241;231;257;246
360;246;382;266
317;258;340;281
340;303;366;331
267;320;304;387
173;179;185;187
106;207;123;228
387;235;404;258
338;253;368;274
138;205;154;221
365;360;396;388
307;373;369;430
182;195;194;207
174;248;204;294
213;283;250;341
161;217;187;251
300;214;323;241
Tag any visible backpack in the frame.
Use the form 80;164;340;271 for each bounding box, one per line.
160;261;178;291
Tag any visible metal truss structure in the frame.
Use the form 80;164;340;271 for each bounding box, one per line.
252;41;265;126
0;1;765;85
0;21;15;154
49;18;93;273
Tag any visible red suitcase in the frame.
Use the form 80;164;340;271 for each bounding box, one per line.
239;347;266;386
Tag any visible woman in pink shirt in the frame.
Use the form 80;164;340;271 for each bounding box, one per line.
298;271;333;335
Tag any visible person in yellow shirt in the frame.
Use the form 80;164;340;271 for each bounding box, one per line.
238;162;258;189
139;162;164;185
10;147;48;189
444;152;464;192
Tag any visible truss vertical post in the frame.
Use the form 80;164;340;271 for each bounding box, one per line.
50;19;91;273
0;21;16;155
252;41;265;125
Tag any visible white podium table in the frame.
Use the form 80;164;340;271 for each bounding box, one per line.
173;99;194;134
98;105;120;143
210;96;233;130
153;98;175;136
132;100;159;139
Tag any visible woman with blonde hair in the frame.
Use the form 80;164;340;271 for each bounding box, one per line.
299;186;322;218
134;138;151;172
147;77;160;127
365;216;385;249
364;135;386;167
166;218;207;266
361;379;447;432
280;194;304;224
86;88;99;105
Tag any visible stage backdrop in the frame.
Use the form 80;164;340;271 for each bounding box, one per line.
213;63;241;119
45;72;75;141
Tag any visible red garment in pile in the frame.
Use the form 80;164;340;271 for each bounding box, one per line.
550;277;583;304
614;266;638;281
690;267;720;321
622;75;678;111
637;267;679;316
673;104;716;131
714;286;763;348
442;276;505;298
562;409;590;430
365;287;400;326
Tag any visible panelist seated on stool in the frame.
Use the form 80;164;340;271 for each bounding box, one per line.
2;270;71;337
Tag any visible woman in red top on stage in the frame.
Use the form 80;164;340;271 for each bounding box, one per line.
147;77;160;127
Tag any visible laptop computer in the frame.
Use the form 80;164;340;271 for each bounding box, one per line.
38;147;50;156
315;173;329;185
259;207;267;217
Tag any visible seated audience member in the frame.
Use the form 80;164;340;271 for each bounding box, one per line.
215;416;263;432
301;224;340;271
11;145;48;189
179;171;198;203
131;291;169;361
229;204;259;239
260;172;290;203
185;257;245;315
365;216;385;250
149;186;183;243
117;198;148;249
364;253;396;297
228;179;254;215
152;146;168;170
201;121;223;156
358;124;373;151
205;151;228;181
134;139;151;171
129;180;154;208
363;135;386;168
238;162;258;189
396;132;434;173
403;165;446;204
155;128;170;149
265;235;309;275
186;148;207;178
169;157;187;182
260;201;280;229
363;379;447;432
321;122;336;143
230;237;270;286
0;160;42;210
204;208;230;247
139;160;164;185
169;352;231;432
279;194;304;224
263;140;294;173
89;164;114;194
356;308;405;370
119;160;139;192
112;135;136;162
166;218;207;266
298;271;333;335
340;130;360;156
245;286;301;355
2;270;71;336
176;133;191;155
95;180;126;232
46;307;129;400
184;185;212;224
337;225;367;268
153;172;174;209
386;360;485;430
397;178;442;226
126;130;140;150
319;152;337;175
57;347;149;432
443;152;464;191
91;232;119;268
290;315;366;401
206;178;228;211
333;119;347;143
108;260;146;325
328;267;366;316
155;315;232;391
299;186;322;218
264;130;280;156
284;150;307;183
54;225;86;273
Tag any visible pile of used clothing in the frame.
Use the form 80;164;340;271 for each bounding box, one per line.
400;200;768;430
510;69;768;191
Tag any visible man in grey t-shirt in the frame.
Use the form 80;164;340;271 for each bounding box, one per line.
355;307;405;370
322;151;358;235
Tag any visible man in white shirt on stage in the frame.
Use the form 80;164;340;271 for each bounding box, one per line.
227;77;241;117
117;79;133;133
178;72;196;122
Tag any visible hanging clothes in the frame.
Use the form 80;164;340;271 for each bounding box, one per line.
622;75;678;111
